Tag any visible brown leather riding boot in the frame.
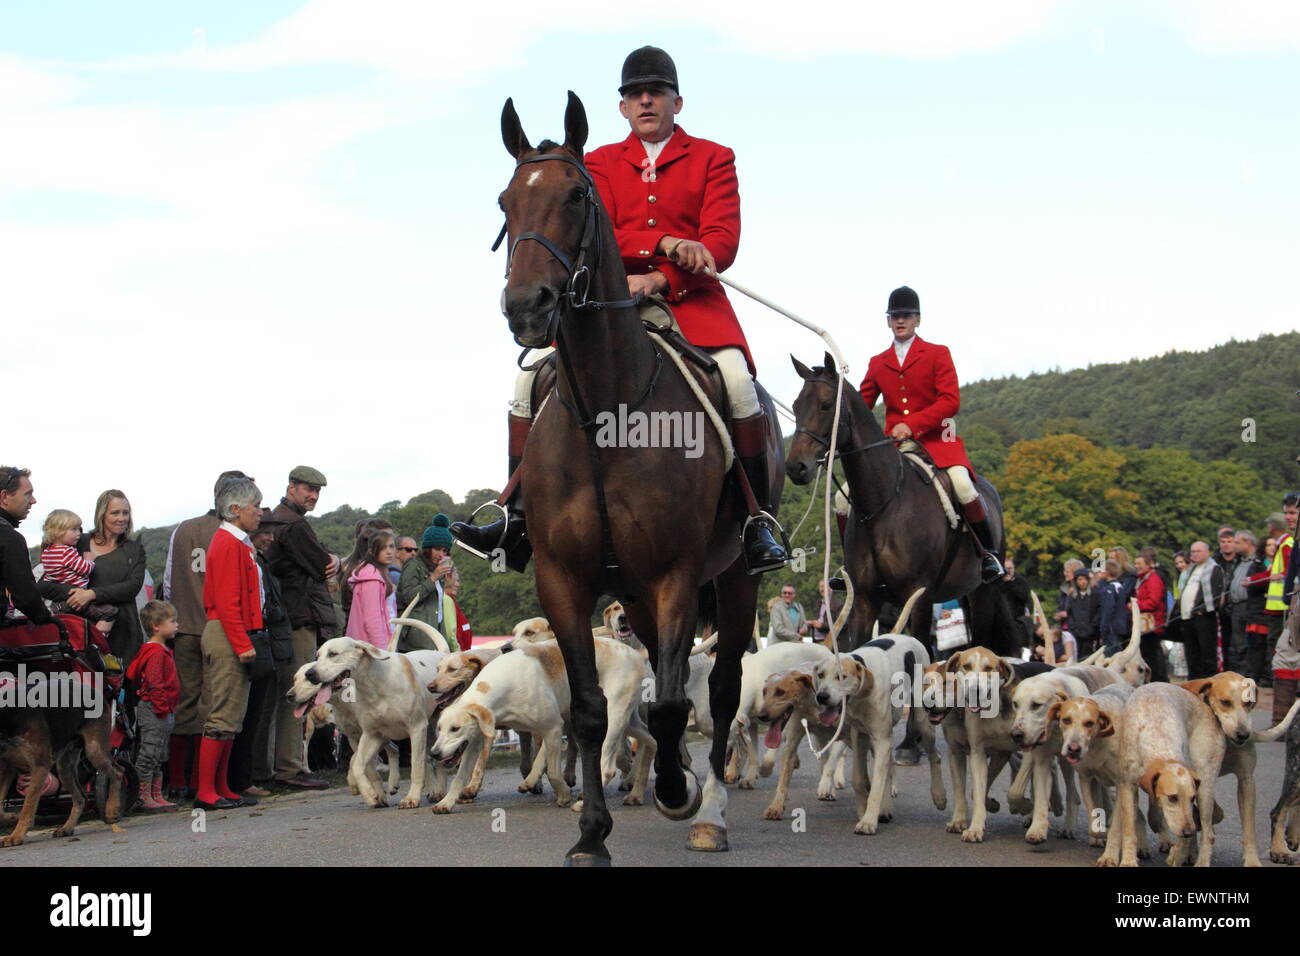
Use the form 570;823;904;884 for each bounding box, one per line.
730;413;788;575
962;498;1004;584
451;415;533;571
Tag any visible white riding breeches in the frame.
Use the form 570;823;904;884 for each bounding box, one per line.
945;464;979;505
509;345;760;420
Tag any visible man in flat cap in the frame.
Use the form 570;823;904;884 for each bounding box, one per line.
455;46;787;575
264;465;334;788
858;287;1003;582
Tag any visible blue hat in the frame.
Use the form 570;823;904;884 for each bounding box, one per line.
421;514;453;550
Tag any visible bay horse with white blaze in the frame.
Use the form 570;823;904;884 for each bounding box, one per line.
491;93;784;864
786;353;1017;659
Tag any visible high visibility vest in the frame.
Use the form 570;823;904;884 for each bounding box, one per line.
1267;533;1293;612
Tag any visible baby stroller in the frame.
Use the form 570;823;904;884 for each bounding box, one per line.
0;615;140;819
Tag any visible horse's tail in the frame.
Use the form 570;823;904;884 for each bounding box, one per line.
697;581;718;637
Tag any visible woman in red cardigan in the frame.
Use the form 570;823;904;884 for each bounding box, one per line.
1134;553;1168;682
197;477;263;811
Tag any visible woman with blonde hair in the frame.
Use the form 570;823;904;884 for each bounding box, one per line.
38;489;147;664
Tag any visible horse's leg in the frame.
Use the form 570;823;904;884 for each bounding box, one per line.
895;604;932;765
648;574;701;822
687;563;756;852
540;572;610;866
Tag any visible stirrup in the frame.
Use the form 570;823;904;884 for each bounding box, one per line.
742;511;790;576
452;500;510;561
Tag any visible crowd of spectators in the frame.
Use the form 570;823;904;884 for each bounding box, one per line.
0;464;474;812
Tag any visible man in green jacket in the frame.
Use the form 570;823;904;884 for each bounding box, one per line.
396;515;456;652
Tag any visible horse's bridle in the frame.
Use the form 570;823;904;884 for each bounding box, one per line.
796;373;903;523
492;151;640;349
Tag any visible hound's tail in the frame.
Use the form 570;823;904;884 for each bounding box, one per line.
1254;696;1300;743
389;617;451;654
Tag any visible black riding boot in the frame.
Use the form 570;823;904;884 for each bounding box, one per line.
732;413;788;575
962;498;1004;584
451;416;533;573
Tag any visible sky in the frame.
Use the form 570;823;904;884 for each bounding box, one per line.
3;0;1299;547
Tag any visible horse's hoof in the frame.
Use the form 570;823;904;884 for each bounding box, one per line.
893;747;920;767
622;794;643;807
653;770;701;822
564;852;611;868
687;822;729;852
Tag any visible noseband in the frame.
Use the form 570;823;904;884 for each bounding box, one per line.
493;151;639;348
794;375;896;461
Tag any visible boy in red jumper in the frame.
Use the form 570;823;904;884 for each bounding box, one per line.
196;477;263;811
128;600;182;811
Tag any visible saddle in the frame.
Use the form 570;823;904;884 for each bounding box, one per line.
529;298;728;427
896;440;960;530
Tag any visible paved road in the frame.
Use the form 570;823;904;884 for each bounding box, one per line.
2;717;1293;868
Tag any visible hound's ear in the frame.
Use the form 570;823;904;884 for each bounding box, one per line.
1096;710;1114;738
1191;774;1202;791
358;642;388;660
796;672;815;692
563;90;588;155
501;98;531;158
823;351;838;377
1046;701;1062;725
1180;678;1214;704
944;654;961;674
859;668;875;695
792;355;813;380
466;702;495;741
1055;689;1070;704
997;658;1014;685
1139;768;1160;798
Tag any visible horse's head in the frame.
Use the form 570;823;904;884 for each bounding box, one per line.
786;351;849;484
496;91;593;349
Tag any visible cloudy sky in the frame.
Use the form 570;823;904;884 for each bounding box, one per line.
4;0;1298;546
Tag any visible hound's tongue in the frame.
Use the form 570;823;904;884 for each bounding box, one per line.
819;706;840;727
294;684;333;720
764;719;785;750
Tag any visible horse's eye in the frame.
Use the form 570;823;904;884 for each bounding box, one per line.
820;401;833;411
568;186;585;204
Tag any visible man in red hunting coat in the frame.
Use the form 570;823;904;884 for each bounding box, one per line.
454;46;787;575
858;286;1004;583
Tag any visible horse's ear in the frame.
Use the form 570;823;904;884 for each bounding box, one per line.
791;355;813;380
563;90;588;156
501;98;531;158
823;351;838;377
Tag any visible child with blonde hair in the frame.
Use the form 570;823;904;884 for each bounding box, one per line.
41;509;116;633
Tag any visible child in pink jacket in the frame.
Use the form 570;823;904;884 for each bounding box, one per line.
345;531;397;650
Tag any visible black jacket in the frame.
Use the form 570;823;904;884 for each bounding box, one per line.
263;498;336;632
1064;586;1100;641
1;509;52;625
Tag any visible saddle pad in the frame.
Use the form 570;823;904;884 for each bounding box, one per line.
901;451;959;529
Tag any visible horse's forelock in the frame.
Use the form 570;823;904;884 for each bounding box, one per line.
536;138;561;152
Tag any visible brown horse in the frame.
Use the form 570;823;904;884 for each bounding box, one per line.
494;93;784;864
786;353;1016;661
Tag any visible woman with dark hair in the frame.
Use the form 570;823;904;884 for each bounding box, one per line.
39;489;147;665
345;530;397;650
340;517;394;619
1063;568;1100;658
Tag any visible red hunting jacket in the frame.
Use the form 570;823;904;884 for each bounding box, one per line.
858;336;973;471
585;126;755;375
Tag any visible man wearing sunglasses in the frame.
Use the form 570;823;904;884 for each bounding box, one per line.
454;45;786;577
389;537;418;589
857;286;1003;583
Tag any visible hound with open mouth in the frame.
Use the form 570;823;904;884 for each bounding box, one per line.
812;589;942;834
287;634;446;809
1006;663;1118;844
753;662;849;820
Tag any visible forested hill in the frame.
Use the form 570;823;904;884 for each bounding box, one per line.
957;332;1300;492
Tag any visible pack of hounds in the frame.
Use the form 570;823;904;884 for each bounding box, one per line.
276;584;1300;868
